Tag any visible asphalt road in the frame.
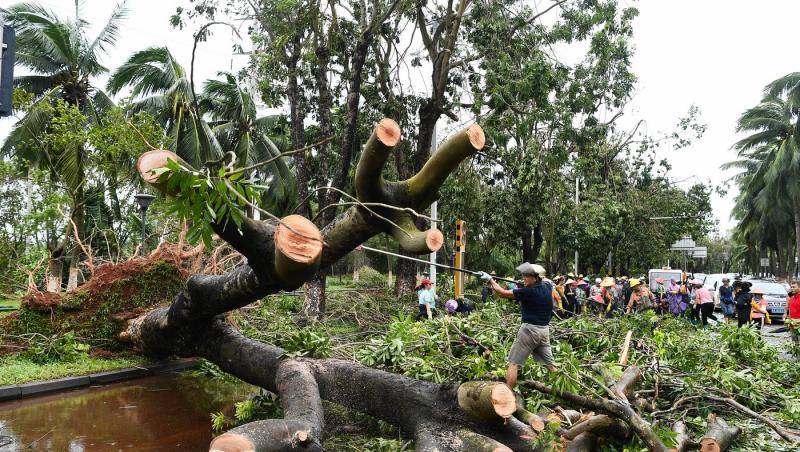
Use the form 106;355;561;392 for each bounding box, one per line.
761;323;797;362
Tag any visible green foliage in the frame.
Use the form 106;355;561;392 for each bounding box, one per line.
19;332;90;364
354;266;386;288
210;411;229;433
154;158;267;247
284;330;332;358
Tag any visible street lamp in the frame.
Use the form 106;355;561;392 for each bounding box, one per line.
134;193;156;257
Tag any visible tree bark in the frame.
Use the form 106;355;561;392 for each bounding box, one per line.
127;122;497;451
699;413;740;452
522;227;533;263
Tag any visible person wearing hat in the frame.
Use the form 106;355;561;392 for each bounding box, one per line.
749;287;769;330
717;278;735;323
687;279;703;325
668;277;687;317
563;278;579;316
479;263;557;389
600;276;619;317
653;277;668;314
694;280;717;327
625;278;656;314
416;279;437;321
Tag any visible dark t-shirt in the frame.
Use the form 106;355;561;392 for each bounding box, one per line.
719;285;733;301
512;282;554;326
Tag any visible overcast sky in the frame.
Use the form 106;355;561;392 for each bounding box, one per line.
2;0;799;235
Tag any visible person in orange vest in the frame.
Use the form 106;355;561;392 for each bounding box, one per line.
750;287;768;329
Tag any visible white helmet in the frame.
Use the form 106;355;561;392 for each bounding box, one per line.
516;262;546;278
595;278;602;284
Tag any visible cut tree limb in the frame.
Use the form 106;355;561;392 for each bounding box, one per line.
669;421;698;452
699;413;741;452
704;395;798;443
619;330;633;365
457;381;516;421
457;430;512;452
560;414;630;441
565;432;598;452
613;366;643;401
522;380;668;452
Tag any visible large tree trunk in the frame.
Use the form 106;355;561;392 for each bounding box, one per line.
522;227;533;263
46;253;64;293
130;122;494;451
302;270;328;322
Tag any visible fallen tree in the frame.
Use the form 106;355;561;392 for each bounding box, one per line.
112;119;798;451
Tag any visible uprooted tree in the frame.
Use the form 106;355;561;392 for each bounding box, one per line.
123;119;750;451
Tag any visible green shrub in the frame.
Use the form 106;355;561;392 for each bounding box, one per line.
354;266;385;288
20;332;90;364
284;330;332;358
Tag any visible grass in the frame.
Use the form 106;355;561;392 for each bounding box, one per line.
0;297;21;317
0;355;147;386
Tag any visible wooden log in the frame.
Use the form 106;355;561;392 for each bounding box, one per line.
406;124;485;206
389;214;444;254
273;215;323;286
565;432;598;452
699;413;741;452
619;330;633;365
561;414;630;440
514;409;546;433
136;149;191;195
505;416;538;441
457;381;516;421
209;419;319;452
514;393;546;432
614;366;643;401
669;421;697;452
457;430;512;452
354;118;402;203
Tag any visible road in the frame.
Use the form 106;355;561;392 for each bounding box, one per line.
761;323;797;362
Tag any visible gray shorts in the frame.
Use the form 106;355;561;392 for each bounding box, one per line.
508;324;555;367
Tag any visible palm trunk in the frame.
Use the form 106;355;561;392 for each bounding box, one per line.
794;206;800;280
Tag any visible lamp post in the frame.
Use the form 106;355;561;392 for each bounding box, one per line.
134;193;156;257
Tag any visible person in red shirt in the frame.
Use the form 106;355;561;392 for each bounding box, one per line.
785;282;800;346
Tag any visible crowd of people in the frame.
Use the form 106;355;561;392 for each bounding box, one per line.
414;262;800;390
415;268;800;341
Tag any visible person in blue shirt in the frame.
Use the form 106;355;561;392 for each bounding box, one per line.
415;279;437;320
717;278;735;323
479;262;557;389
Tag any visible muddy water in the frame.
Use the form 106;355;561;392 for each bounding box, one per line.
0;372;255;451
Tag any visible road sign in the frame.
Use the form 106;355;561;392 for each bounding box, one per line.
689;247;707;258
670;236;696;251
760;258;770;267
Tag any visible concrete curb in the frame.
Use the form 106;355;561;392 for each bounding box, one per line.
0;358;198;402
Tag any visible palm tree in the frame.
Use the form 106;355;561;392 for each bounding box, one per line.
200;72;295;214
109;51;295;213
725;92;800;276
0;1;127;292
106;46;221;167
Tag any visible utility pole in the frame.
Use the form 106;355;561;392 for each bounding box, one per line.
574;175;579;275
429;124;437;294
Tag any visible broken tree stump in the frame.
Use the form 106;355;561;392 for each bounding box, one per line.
457;381;516;421
699;413;741;452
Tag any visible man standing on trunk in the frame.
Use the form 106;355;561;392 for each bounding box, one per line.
479;263;557;389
